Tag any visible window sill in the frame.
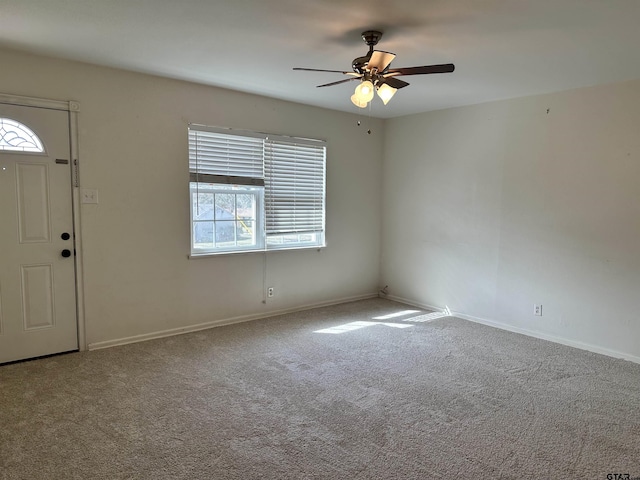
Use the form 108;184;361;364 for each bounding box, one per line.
188;244;326;259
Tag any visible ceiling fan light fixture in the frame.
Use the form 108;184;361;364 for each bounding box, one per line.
294;30;455;110
376;83;397;105
350;93;368;108
354;80;375;103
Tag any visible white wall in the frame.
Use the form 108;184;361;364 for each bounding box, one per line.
382;79;640;360
0;48;383;346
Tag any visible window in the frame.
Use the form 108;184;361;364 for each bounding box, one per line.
189;125;326;255
191;184;263;252
0;118;45;153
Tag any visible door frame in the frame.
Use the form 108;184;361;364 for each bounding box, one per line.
0;92;87;352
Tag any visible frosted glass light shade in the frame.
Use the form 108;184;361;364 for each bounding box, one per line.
376;83;397;105
355;80;375;103
351;94;368;108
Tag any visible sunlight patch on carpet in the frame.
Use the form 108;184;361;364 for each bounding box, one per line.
314;321;414;334
372;310;421;320
401;306;452;323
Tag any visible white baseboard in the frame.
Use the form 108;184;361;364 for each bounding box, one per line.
384;294;442;313
88;292;378;351
385;294;640;365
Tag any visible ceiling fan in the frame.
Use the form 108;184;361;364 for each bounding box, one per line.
294;30;454;108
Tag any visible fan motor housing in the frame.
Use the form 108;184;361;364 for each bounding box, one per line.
352;55;370;74
353;30;383;74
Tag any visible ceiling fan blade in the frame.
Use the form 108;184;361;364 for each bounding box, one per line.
367;50;396;72
293;67;357;75
385;63;455;76
382;77;410;89
316;77;361;88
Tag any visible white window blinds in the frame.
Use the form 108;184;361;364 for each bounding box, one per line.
264;136;326;236
188;124;326;251
189;125;265;186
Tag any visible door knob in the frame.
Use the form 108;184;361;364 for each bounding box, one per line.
61;249;72;258
61;232;71;240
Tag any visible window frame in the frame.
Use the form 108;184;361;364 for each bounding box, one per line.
190;182;265;256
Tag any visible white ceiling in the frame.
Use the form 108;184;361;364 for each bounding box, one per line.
2;0;640;118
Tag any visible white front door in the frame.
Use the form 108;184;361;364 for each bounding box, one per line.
0;103;78;364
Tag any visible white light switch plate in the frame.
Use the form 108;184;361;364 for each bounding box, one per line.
81;188;99;204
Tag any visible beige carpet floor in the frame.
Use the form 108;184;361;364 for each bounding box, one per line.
1;298;639;479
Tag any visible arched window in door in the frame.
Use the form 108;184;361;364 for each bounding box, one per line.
0;117;45;153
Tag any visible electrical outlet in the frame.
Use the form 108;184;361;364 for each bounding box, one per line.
267;287;274;298
534;304;542;316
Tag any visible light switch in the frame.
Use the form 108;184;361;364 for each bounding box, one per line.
81;188;99;204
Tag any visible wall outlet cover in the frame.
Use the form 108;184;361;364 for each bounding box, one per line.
81;188;99;204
